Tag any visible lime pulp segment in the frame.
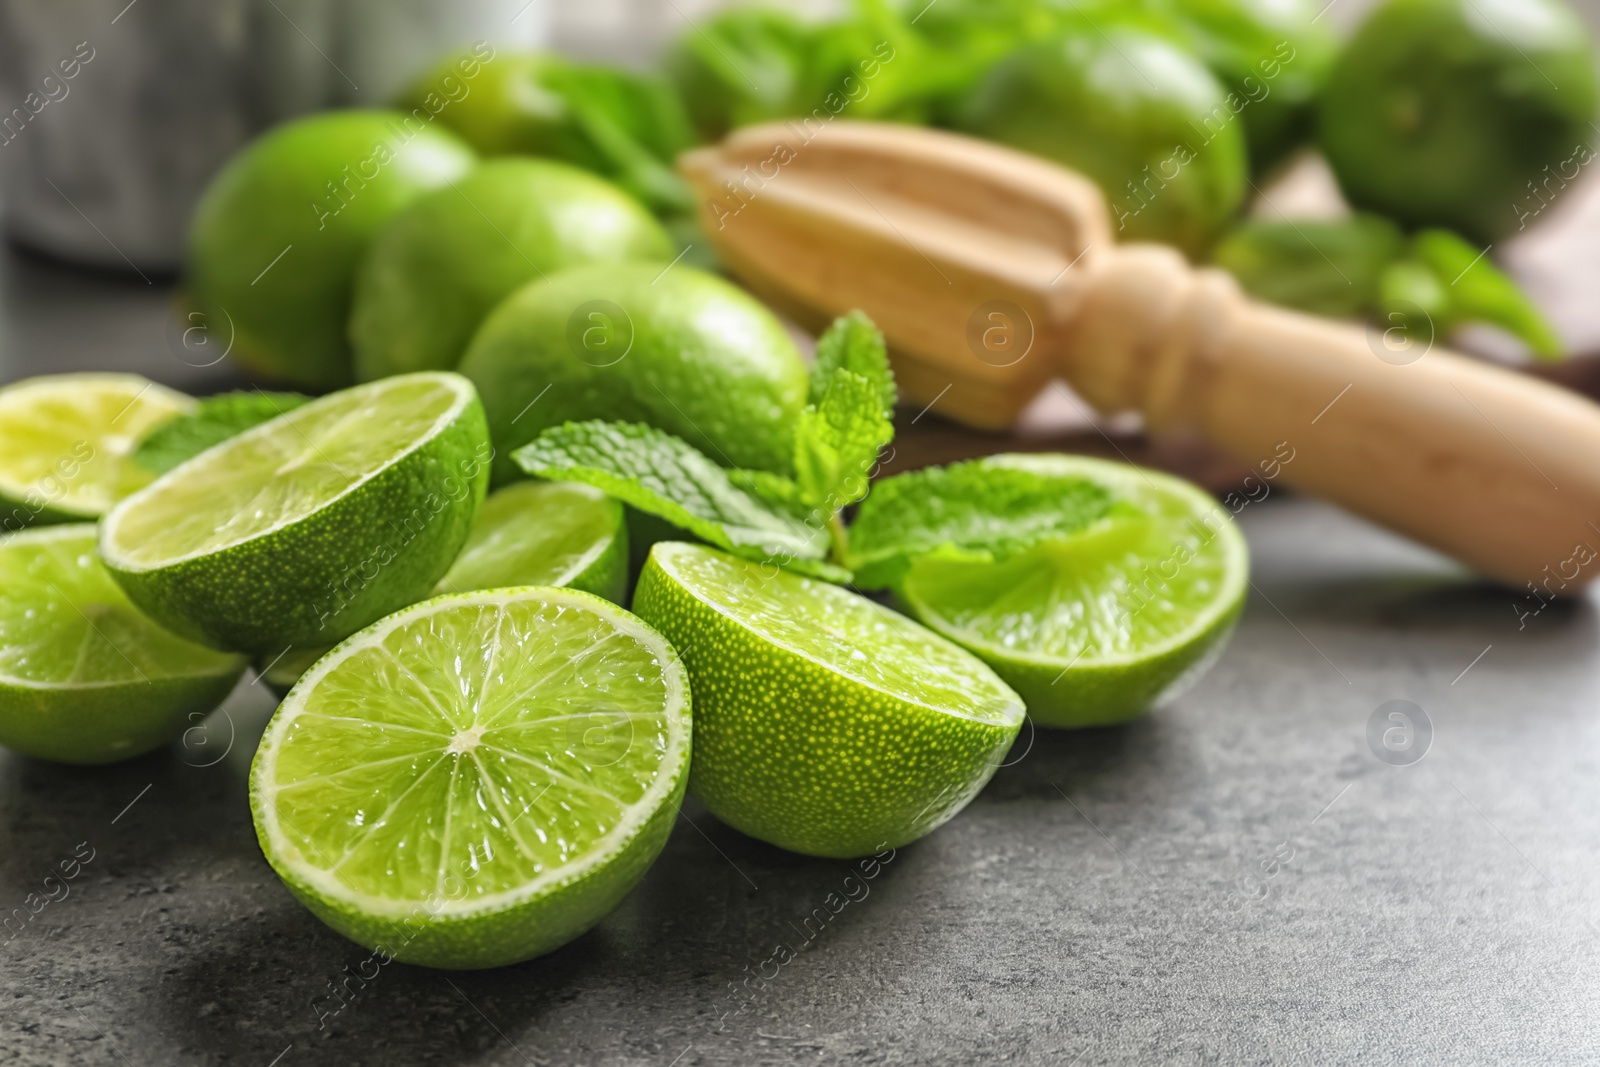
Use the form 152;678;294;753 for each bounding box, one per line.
251;587;690;968
0;525;245;763
103;375;468;568
0;374;193;525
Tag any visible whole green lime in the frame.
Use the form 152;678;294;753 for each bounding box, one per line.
1319;0;1598;243
958;27;1248;257
187;110;475;389
350;159;671;381
457;262;808;484
401;50;695;214
1165;0;1337;172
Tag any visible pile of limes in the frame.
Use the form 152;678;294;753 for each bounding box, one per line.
0;361;1246;968
12;0;1580;977
181;2;1590;397
0;13;1286;970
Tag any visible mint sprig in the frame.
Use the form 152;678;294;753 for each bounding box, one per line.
513;314;1128;592
846;459;1118;590
792;311;895;560
513;420;831;564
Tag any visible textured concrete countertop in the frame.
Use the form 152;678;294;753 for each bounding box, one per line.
0;248;1596;1066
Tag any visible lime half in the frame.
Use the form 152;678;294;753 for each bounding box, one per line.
899;454;1248;728
259;480;628;697
0;374;192;529
633;542;1022;858
0;526;245;763
100;372;489;654
250;587;691;969
435;481;627;604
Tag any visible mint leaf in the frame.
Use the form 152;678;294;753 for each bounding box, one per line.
514;420;829;563
845;459;1117;589
133;390;310;474
727;467;808;516
794;369;894;513
791;313;896;528
811;309;895;417
1411;229;1563;360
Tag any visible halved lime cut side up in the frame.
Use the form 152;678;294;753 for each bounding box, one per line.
900;455;1248;728
0;525;245;763
250;586;690;969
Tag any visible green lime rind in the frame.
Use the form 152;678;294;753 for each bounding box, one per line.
0;526;246;763
249;586;692;969
434;481;628;605
632;541;1022;859
898;455;1248;729
187;110;475;389
100;373;490;655
0;374;194;530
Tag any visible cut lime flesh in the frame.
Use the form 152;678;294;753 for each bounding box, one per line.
250;587;690;968
657;542;1018;726
0;526;245;763
633;542;1021;858
99;372;489;654
0;374;192;527
435;481;627;604
105;375;467;568
899;455;1248;728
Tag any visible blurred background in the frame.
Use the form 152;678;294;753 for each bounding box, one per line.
2;0;1598;413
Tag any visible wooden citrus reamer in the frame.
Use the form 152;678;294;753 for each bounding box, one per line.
680;121;1600;592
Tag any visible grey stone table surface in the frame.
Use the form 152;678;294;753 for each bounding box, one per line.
1;247;1598;1067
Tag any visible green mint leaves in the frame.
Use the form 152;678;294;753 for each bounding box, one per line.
514;313;1129;591
513;419;830;564
133;391;310;474
809;310;898;415
792;312;896;558
513;311;894;580
846;459;1117;589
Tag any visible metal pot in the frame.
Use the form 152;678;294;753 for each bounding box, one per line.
0;0;547;274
